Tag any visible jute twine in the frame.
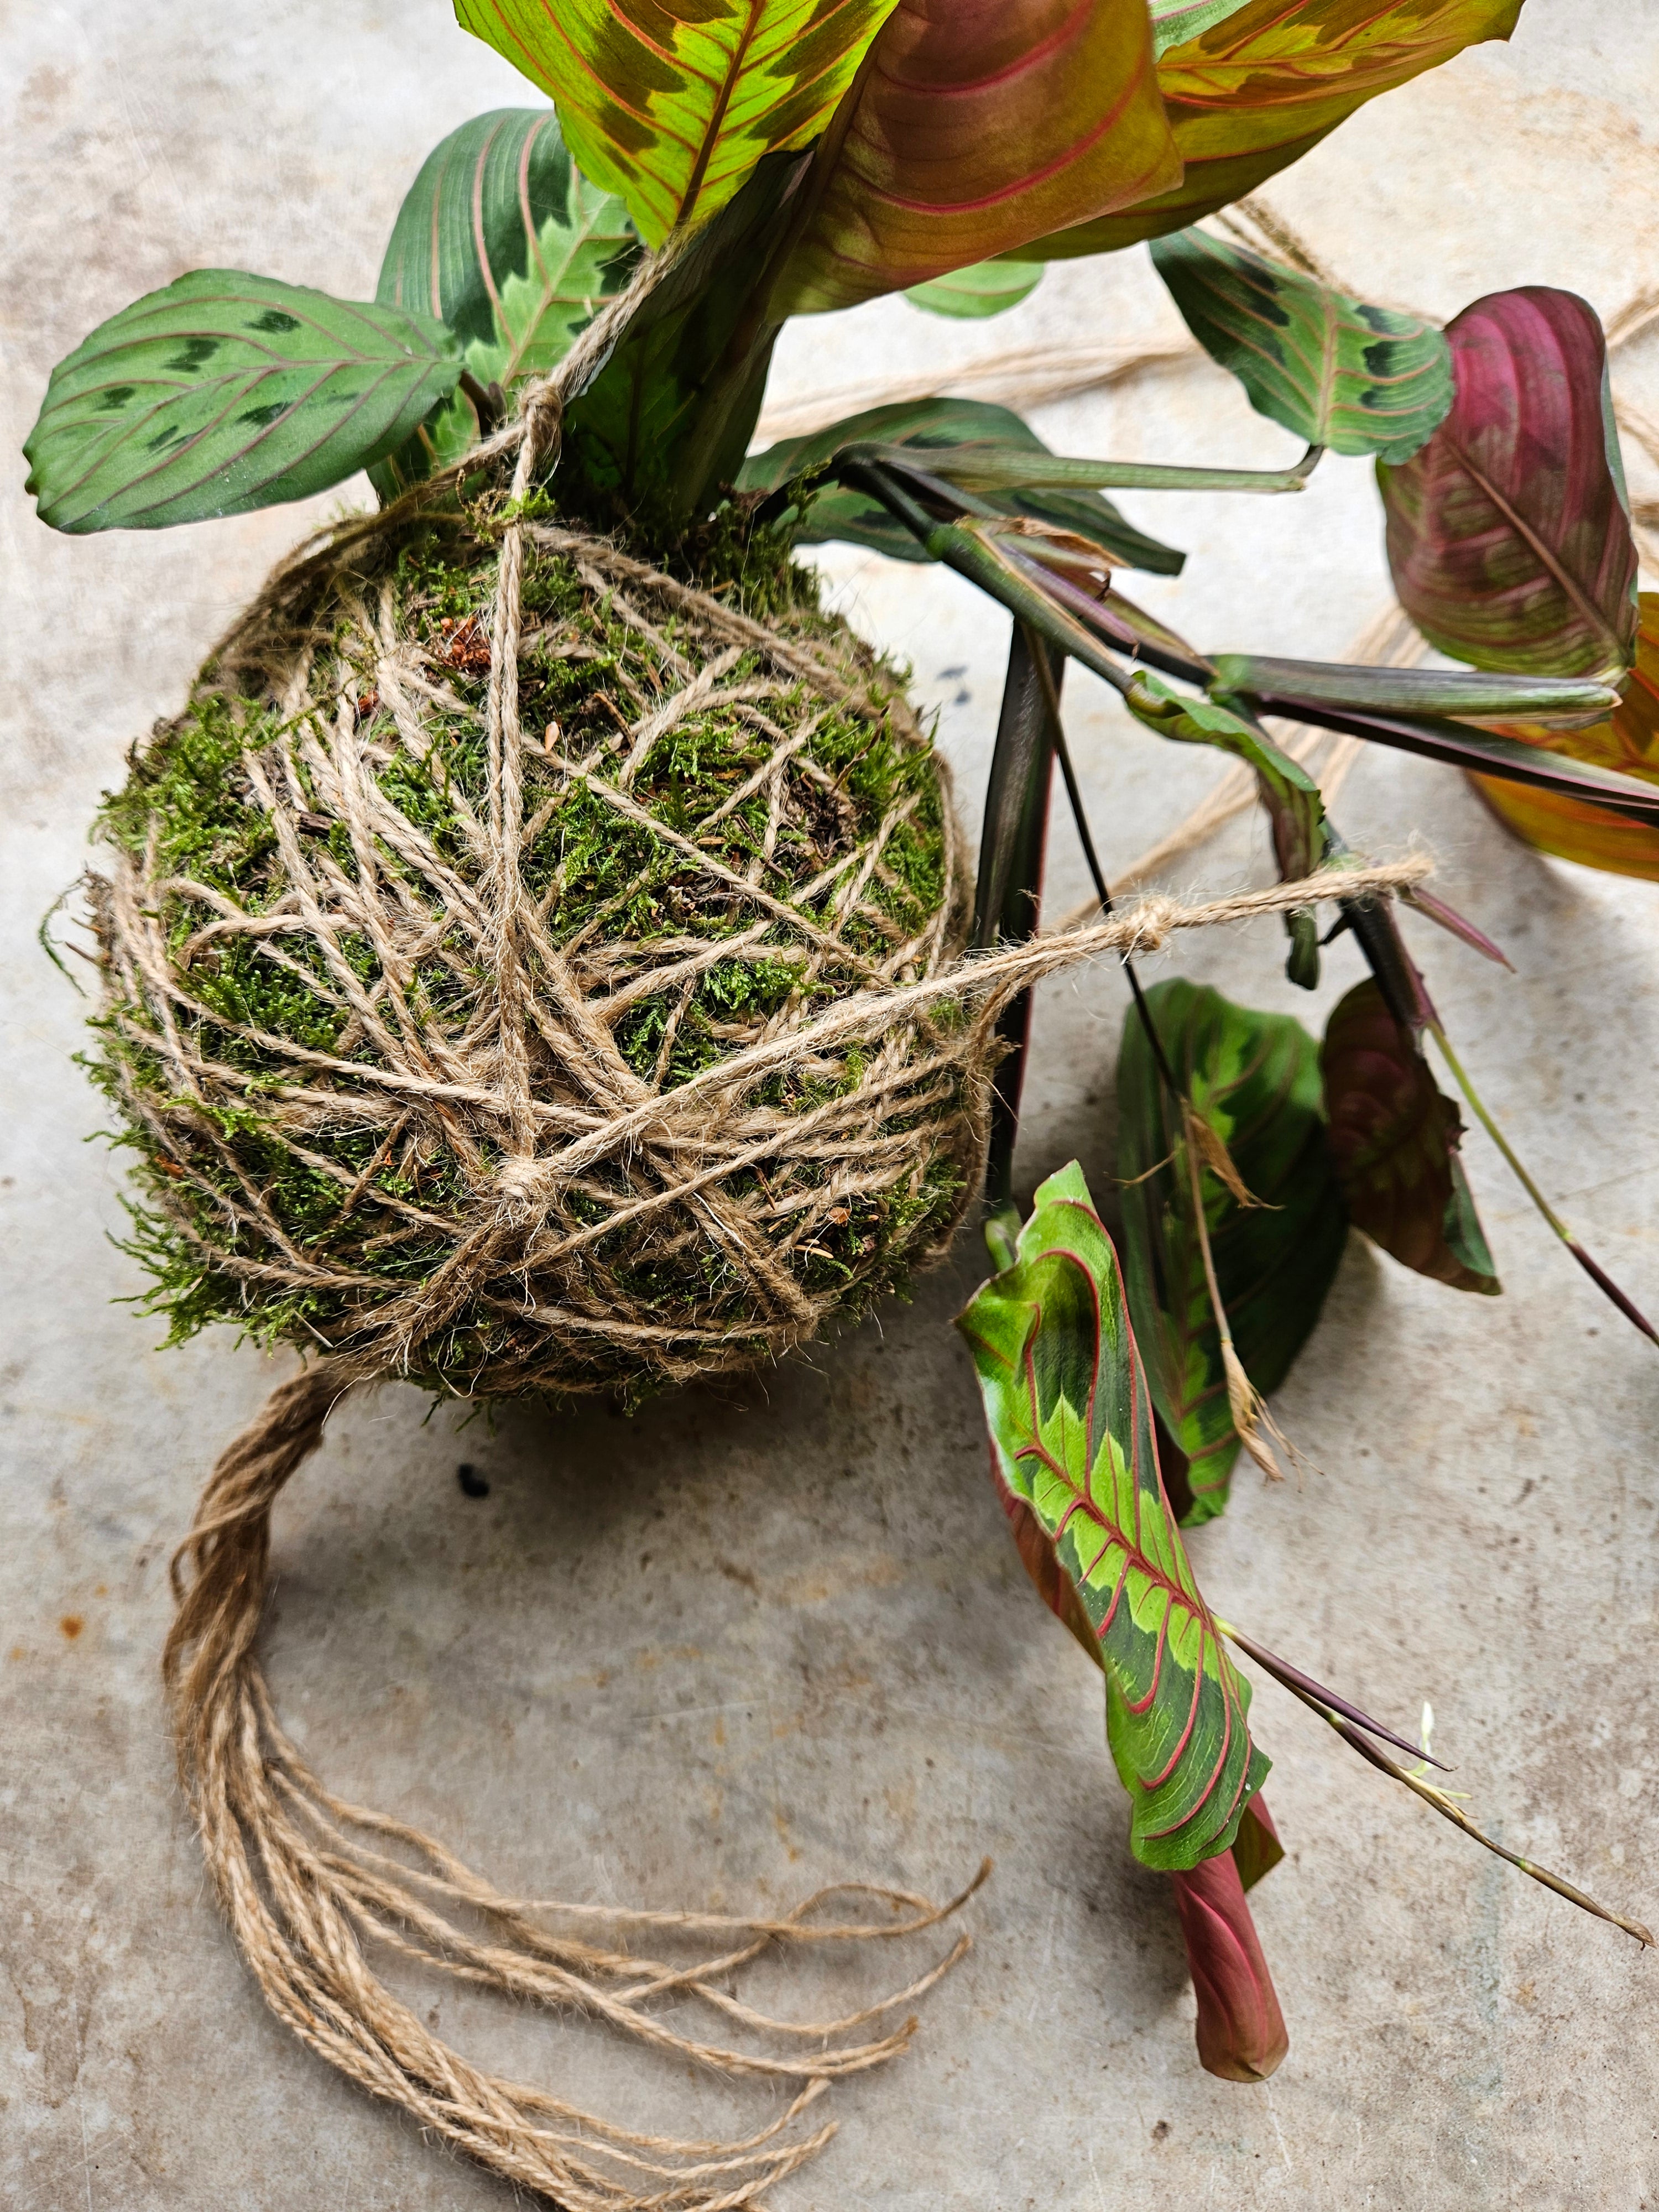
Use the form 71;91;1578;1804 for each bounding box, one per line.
129;252;1432;2204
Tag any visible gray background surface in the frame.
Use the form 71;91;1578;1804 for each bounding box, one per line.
4;3;1659;2205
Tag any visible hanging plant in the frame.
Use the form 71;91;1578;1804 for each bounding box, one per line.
26;0;1655;2198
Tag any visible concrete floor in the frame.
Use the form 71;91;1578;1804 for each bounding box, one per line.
4;3;1659;2205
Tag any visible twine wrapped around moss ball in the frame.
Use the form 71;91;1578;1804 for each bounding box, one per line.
97;265;1433;2208
94;495;986;1400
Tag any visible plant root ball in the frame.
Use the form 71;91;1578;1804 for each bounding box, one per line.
90;512;985;1402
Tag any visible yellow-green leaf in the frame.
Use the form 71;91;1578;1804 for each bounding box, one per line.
453;0;903;248
1020;0;1522;260
1474;592;1659;878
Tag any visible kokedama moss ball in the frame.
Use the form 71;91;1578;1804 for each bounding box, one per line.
90;508;984;1401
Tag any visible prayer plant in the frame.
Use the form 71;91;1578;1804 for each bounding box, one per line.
27;0;1658;2085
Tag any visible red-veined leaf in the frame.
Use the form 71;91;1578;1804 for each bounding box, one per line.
1019;0;1522;259
773;0;1182;315
23;272;461;533
1380;288;1639;680
989;1447;1100;1663
1321;980;1500;1295
957;1161;1271;1871
1473;591;1659;877
453;0;902;248
1170;1845;1290;2080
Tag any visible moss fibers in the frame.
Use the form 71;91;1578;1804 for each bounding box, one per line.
90;518;967;1399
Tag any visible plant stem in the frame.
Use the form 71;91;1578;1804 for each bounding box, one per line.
974;625;1061;1218
1428;1021;1659;1346
1024;631;1186;1101
1217;1621;1653;1947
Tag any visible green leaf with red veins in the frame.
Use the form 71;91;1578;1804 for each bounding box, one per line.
773;0;1182;316
452;0;904;248
957;1161;1270;1870
1380;288;1639;680
1117;983;1347;1526
1321;980;1501;1295
1018;0;1522;259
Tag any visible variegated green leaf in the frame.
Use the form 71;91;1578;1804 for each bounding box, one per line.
1118;984;1347;1525
453;0;902;248
1150;228;1453;463
957;1161;1270;1870
24;271;460;533
371;108;636;497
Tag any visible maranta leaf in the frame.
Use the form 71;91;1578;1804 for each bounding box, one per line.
957;1161;1270;1870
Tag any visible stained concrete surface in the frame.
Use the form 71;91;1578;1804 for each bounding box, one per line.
4;3;1659;2206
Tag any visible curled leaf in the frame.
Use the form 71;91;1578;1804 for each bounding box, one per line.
1170;1844;1290;2081
1321;980;1500;1295
958;1162;1270;1869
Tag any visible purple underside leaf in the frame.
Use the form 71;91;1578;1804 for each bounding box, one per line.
957;1162;1270;1873
1321;980;1500;1295
1379;286;1640;681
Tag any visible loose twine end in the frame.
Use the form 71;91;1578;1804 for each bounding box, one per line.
164;1364;984;2209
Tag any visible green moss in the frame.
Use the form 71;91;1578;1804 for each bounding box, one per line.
92;520;967;1400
